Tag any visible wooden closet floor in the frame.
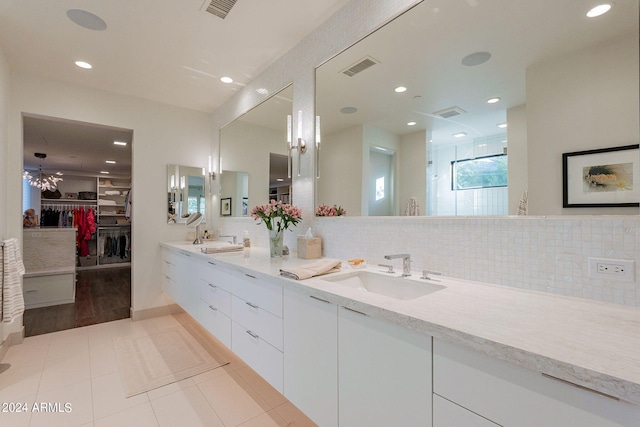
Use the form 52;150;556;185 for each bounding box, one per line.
24;266;131;337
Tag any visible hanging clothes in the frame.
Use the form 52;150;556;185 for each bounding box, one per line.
124;189;132;220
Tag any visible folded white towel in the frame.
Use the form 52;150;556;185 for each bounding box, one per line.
104;190;121;196
200;244;244;254
99;200;117;206
2;238;26;322
280;258;342;280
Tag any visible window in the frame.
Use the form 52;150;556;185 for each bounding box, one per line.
375;177;385;200
452;154;508;190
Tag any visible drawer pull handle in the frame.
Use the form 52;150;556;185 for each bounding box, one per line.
246;330;259;339
244;273;257;279
208;283;217;289
541;373;619;401
246;302;259;309
208;261;216;266
208;305;217;311
342;306;367;316
25;290;38;294
310;295;331;304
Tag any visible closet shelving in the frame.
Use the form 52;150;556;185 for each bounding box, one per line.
97;177;131;267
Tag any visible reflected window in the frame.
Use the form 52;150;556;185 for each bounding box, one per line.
375;177;385;200
452;154;508;190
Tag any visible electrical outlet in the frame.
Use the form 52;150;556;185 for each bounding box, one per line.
589;258;635;282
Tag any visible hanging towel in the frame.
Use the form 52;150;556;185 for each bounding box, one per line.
2;238;26;323
517;190;528;216
280;258;342;280
405;196;420;216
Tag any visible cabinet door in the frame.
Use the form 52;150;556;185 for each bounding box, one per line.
231;320;283;393
433;394;499;427
338;307;432;427
283;289;338;427
199;302;231;348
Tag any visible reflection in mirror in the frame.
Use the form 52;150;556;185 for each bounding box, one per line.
167;164;206;224
220;170;249;217
316;0;638;216
220;85;293;210
269;153;291;203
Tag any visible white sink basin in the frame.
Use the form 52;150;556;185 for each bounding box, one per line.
322;271;444;300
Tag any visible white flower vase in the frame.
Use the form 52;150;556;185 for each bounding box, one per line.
269;228;284;257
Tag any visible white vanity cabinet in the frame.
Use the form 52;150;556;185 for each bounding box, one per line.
338;306;432;427
433;339;640;427
161;249;197;311
283;287;433;427
283;289;338;427
229;270;284;393
197;259;232;348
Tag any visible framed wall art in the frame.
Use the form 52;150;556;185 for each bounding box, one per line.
562;144;639;208
220;197;232;216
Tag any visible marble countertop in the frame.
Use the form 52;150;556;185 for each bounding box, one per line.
161;241;640;405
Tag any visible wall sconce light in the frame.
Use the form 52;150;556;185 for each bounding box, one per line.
208;155;216;194
287;111;307;178
180;176;185;190
315;115;321;179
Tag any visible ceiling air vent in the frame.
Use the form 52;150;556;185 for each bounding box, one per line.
341;56;379;77
433;106;467;119
201;0;238;19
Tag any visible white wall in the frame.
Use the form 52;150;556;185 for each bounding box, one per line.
220;120;286;210
399;130;427;216
507;104;528;214
317;125;364;216
0;42;10;342
527;30;639;215
7;73;212;314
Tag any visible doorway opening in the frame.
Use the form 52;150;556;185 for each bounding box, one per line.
21;114;133;336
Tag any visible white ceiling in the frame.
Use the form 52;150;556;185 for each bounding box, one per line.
316;0;638;146
0;0;349;174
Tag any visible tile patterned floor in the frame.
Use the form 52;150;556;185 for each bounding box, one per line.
0;313;316;427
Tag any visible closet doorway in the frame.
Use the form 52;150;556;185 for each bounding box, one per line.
21;114;133;336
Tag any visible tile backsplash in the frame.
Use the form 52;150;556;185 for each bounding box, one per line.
311;216;640;307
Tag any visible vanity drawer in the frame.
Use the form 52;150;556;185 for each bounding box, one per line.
197;259;231;292
231;295;283;351
433;339;640;427
200;301;232;348
433;394;498;427
200;279;231;317
229;270;282;317
23;273;75;309
231;320;283;393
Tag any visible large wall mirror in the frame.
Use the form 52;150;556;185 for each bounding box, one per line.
316;0;638;216
219;84;293;214
167;164;206;224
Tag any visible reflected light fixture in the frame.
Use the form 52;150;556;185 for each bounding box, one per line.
316;115;321;178
113;141;127;146
287;111;306;178
587;3;612;17
75;61;92;69
220;76;233;83
394;86;407;93
208;155;216;194
407;121;417;126
453;132;467;138
22;153;64;191
497;123;507;129
486;97;501;104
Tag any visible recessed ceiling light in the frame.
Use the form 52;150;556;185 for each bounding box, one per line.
394;86;407;93
113;141;127;146
220;76;233;84
453;132;467;138
66;9;107;31
461;51;492;67
105;160;116;164
497;123;507;129
256;88;269;95
100;171;110;174
276;178;284;182
587;3;612;18
486;97;501;104
478;144;487;147
407;121;417;126
340;106;358;114
75;61;92;69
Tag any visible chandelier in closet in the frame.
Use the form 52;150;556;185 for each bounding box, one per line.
22;152;64;191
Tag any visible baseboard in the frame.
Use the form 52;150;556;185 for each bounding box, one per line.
0;327;25;362
130;304;184;322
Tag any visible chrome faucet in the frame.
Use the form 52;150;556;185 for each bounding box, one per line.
219;235;237;244
384;253;411;277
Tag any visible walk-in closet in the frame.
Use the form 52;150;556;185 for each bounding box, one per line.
21;115;133;336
